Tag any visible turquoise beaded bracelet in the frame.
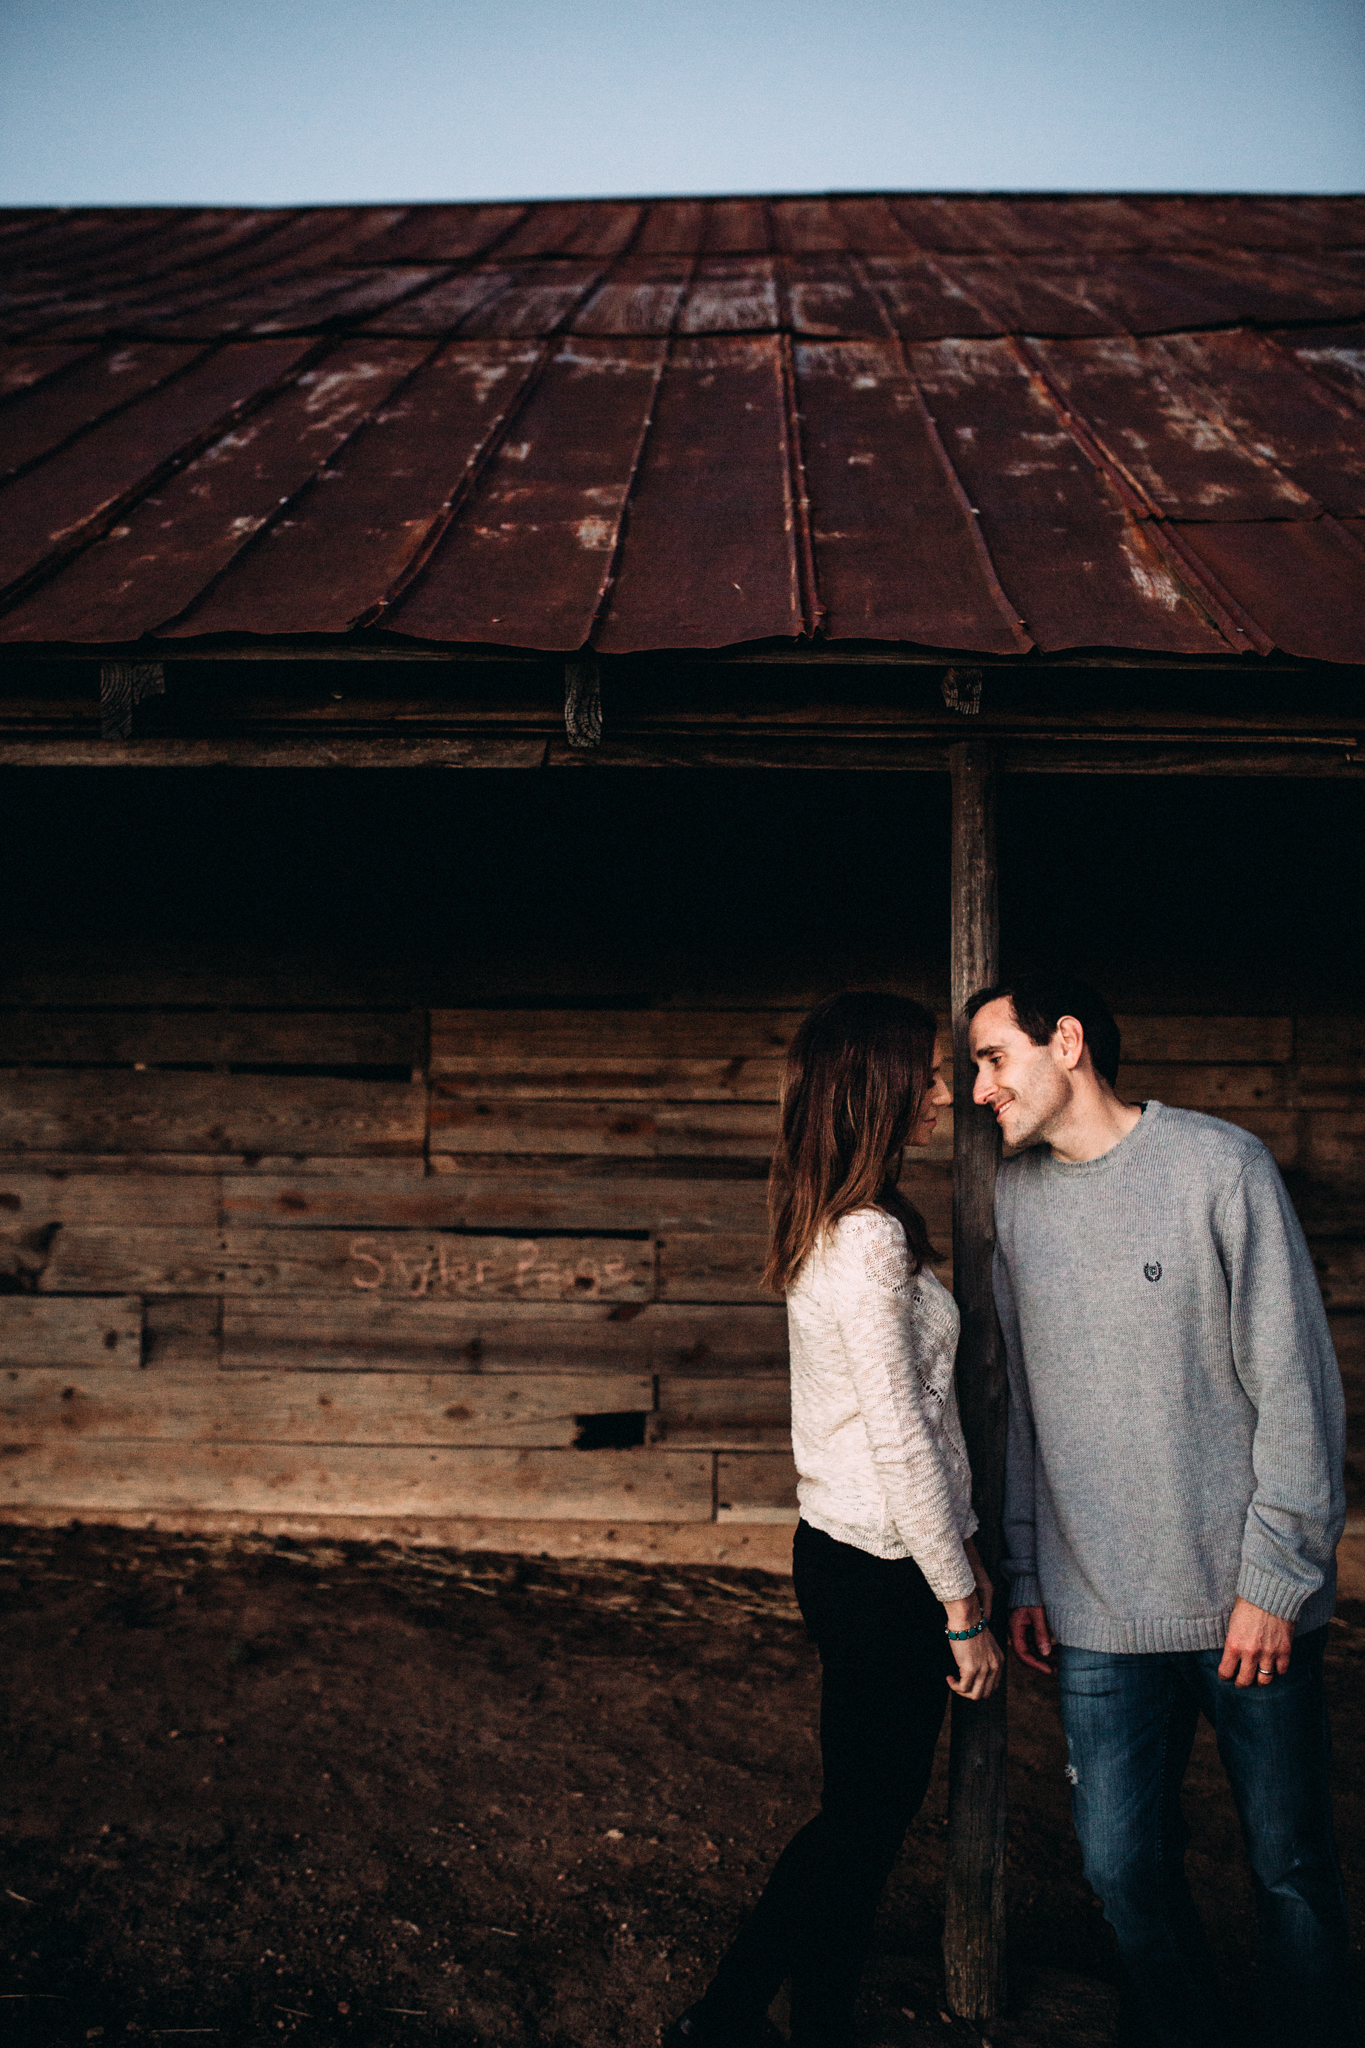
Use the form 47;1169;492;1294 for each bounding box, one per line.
945;1617;987;1641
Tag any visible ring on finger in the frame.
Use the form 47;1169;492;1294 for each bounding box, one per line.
1257;1666;1274;1680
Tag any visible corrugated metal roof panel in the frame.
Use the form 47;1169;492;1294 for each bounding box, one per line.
183;206;413;272
1174;520;1365;665
1;340;432;642
1118;195;1365;250
631;200;708;257
0;338;312;604
2;194;1364;661
347;204;528;263
908;336;1231;652
56;210;405;337
702;200;771;256
246;267;449;333
1172;248;1365;325
1033;256;1240;334
359;269;513;337
394;337;666;650
978;197;1166;253
772;199;850;254
863;257;1002;340
76;208;296;280
794;339;1027;651
889;196;1057;253
593;335;804;651
161;340;544;638
1027;335;1322;519
8;223;424;342
678;258;782;334
0;211;67;247
494;202;642;260
457;261;605;337
1;342;202;477
0;211;349;336
826;196;923;256
0;342;93;402
1157;330;1365;515
2;209;175;270
938;257;1116;337
558;204;647;260
785;258;892;340
1284;327;1365;412
156;262;433;340
570;261;692;337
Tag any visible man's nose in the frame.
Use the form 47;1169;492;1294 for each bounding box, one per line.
972;1066;992;1105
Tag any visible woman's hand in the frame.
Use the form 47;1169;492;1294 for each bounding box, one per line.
962;1537;993;1622
942;1579;1004;1701
946;1624;1003;1700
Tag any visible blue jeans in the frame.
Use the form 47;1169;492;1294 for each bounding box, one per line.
1056;1628;1355;2047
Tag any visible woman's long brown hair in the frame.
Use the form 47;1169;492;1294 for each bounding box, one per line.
763;990;941;1293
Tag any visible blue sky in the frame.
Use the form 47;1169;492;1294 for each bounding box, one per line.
1;0;1362;204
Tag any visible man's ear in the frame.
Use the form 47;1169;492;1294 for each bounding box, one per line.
1054;1014;1086;1073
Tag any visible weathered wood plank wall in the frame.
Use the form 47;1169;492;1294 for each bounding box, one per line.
1;1008;1361;1560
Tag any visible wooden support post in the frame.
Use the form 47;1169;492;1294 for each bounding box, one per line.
944;741;1009;2020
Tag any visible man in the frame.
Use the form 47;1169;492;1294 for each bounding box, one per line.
966;974;1354;2047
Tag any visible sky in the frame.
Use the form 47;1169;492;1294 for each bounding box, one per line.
1;0;1362;205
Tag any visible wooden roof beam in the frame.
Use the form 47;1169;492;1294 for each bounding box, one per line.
0;734;1360;774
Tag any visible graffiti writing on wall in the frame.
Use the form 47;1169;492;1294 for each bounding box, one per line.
347;1235;643;1300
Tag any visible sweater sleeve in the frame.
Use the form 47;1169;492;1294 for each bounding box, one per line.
830;1218;977;1603
1217;1149;1347;1623
994;1238;1044;1612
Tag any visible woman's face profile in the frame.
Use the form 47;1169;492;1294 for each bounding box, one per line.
906;1043;951;1148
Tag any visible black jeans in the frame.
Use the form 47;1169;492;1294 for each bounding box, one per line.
699;1520;952;2048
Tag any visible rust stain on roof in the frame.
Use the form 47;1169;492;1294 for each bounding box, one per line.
1;193;1364;661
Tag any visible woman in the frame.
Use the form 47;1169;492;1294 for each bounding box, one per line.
665;991;1002;2048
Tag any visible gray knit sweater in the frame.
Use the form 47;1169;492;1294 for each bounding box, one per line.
996;1101;1346;1653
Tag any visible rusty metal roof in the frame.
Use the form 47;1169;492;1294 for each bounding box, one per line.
1;194;1364;662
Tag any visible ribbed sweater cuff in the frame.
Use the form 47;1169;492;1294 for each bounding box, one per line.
1006;1573;1043;1611
926;1558;978;1604
1236;1562;1315;1622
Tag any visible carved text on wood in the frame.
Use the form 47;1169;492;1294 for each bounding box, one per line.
346;1235;648;1300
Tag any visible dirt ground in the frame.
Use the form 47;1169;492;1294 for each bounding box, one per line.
1;1527;1361;2048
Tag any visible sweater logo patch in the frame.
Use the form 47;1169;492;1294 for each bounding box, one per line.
1144;1262;1163;1282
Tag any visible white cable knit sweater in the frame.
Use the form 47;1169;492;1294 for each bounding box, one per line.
787;1207;978;1602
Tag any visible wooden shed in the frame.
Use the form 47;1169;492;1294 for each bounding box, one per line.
3;188;1365;2014
2;185;1364;1556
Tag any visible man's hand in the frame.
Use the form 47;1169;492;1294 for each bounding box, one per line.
1218;1597;1294;1687
1008;1604;1054;1675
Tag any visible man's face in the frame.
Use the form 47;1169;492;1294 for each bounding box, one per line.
968;997;1071;1150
